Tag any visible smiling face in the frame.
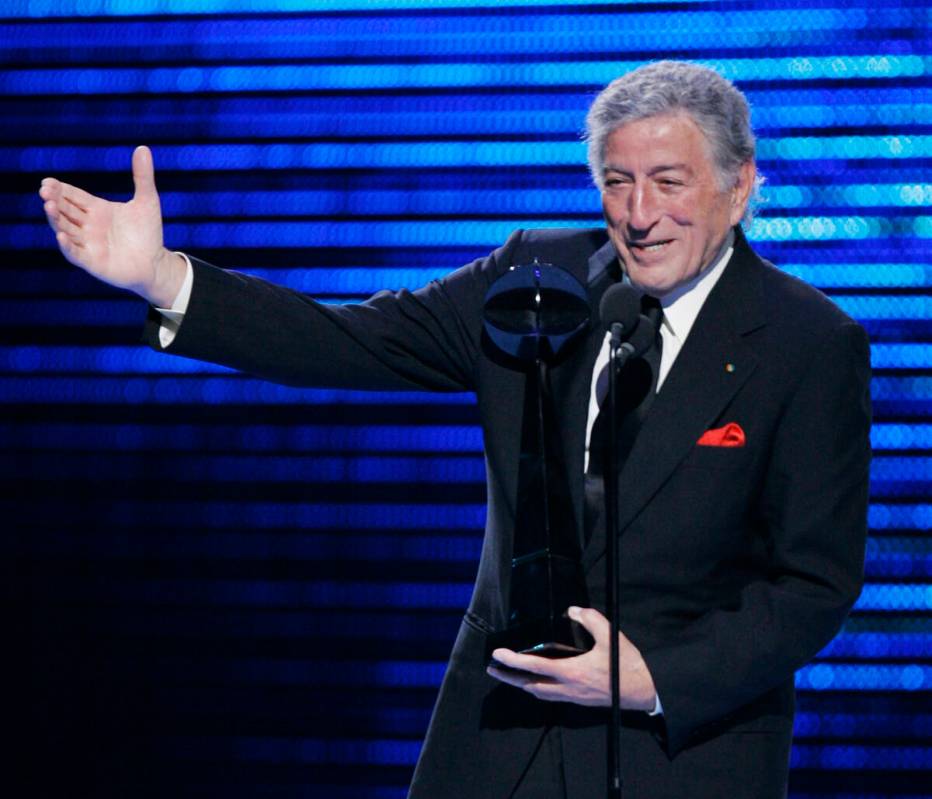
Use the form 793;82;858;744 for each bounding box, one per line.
601;112;755;296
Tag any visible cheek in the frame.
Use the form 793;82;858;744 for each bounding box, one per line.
667;212;694;229
604;212;628;242
665;196;700;225
602;199;624;224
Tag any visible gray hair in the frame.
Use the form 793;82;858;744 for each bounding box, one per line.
585;60;763;222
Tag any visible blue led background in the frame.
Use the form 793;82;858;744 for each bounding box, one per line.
4;1;930;797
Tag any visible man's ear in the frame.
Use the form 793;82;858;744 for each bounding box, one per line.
729;160;756;226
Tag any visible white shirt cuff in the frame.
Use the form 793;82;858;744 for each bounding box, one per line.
648;694;663;716
154;252;194;348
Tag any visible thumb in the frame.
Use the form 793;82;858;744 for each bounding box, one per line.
568;606;610;648
131;145;158;201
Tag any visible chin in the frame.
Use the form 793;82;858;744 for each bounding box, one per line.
628;272;674;295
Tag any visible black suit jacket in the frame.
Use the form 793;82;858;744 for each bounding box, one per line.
146;227;872;799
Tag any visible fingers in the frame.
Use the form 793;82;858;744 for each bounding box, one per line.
55;229;88;268
40;178;61;227
486;662;555;689
42;200;60;233
40;180;88;264
486;661;564;702
487;647;589;700
42;192;86;235
40;174;94;244
486;657;604;705
56;228;84;252
58;181;94;212
490;648;565;677
131;145;158;201
52;203;85;239
39;177;59;202
41;177;94;220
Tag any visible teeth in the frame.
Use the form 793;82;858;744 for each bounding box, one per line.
638;241;668;252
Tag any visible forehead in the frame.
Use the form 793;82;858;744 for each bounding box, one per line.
602;112;715;171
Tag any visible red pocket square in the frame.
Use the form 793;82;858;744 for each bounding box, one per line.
697;422;746;447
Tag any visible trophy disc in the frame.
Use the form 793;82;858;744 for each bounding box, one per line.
483;259;590;362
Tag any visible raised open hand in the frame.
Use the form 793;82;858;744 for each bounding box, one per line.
39;145;186;308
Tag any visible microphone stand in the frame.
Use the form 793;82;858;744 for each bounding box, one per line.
603;312;656;798
606;321;624;799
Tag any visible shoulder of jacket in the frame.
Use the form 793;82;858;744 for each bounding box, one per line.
516;227;609;252
757;257;860;333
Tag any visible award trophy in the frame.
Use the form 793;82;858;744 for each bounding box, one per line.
482;260;593;658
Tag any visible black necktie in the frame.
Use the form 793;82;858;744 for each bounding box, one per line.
584;294;663;545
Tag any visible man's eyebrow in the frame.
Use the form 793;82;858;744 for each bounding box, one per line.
603;163;693;175
648;163;694;176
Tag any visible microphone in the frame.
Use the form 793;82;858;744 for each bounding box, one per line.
598;283;640;341
599;283;656;369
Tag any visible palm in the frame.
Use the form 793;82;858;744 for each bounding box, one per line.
82;189;163;290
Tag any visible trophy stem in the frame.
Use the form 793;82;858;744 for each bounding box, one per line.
486;356;591;659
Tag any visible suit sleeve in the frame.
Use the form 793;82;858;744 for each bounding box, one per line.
142;231;526;393
642;320;872;755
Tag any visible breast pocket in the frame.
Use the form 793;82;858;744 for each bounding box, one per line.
679;443;758;471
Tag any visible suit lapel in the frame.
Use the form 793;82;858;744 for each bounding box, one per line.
582;231;767;569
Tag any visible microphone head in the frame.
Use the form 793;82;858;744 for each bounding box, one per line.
599;283;640;336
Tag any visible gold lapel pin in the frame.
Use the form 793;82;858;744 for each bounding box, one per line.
725;362;736;373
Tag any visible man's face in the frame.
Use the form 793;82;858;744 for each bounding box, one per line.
600;112;754;296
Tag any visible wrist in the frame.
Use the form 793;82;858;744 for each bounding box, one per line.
145;248;187;307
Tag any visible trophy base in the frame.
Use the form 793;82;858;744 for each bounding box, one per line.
485;615;594;660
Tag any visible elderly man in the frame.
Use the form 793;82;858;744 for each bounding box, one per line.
41;61;870;798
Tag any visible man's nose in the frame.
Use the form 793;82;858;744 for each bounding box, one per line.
626;183;661;233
